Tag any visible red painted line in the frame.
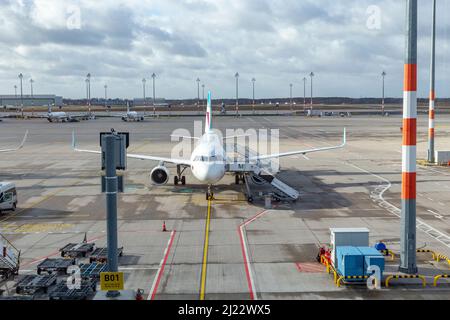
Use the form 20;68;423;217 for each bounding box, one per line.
238;226;255;300
150;230;176;300
237;209;271;300
240;209;268;228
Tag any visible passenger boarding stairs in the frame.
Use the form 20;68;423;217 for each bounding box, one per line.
0;234;20;280
227;144;300;201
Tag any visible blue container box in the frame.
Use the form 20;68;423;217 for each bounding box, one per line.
336;246;364;277
357;246;385;276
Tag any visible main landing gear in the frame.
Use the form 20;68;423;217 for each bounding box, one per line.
174;165;187;186
235;174;245;185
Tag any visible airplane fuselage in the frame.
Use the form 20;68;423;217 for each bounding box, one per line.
122;111;144;121
47;112;68;122
190;131;226;184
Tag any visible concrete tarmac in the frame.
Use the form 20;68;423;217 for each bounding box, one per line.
0;114;450;299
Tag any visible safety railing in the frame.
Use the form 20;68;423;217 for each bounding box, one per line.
385;274;426;288
433;274;450;287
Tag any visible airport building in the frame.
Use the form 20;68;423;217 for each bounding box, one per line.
0;95;63;108
133;97;168;106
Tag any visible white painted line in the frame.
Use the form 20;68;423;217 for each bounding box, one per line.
427;210;444;220
347;162;450;250
238;209;270;300
148;230;176;300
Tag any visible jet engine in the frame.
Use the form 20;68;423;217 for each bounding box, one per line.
150;166;170;185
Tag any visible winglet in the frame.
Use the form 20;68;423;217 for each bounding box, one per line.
72;130;76;150
205;91;212;133
342;128;346;146
19;130;28;149
0;130;28;153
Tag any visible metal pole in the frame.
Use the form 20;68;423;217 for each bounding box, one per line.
202;84;205;111
30;79;34;116
303;77;306;110
399;0;418;274
382;71;386;115
290;83;293;112
105;134;120;297
14;85;17;108
428;0;436;163
142;78;146;103
196;78;200;109
252;78;255;115
87;73;91;115
104;85;108;109
19;74;23;117
310;72;314;110
86;79;89;106
235;72;239;116
152;73;156;117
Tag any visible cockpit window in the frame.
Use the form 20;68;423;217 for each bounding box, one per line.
194;155;223;162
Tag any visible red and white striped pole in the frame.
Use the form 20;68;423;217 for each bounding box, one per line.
427;0;436;163
399;0;418;274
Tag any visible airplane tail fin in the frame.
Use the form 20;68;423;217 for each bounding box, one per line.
205;91;212;133
127;101;130;113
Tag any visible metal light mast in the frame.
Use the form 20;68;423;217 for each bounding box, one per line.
142;78;146;103
428;0;437;163
30;78;34;116
196;78;200;109
303;77;307;110
309;72;314;110
86;73;91;114
18;73;23;117
252;78;256;115
399;0;418;275
202;84;205;110
289;83;293;112
152;73;156;117
235;72;239;116
381;71;386;116
104;84;108;109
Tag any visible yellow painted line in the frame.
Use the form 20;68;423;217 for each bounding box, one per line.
199;199;212;300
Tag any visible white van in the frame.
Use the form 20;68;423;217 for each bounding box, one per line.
0;182;17;213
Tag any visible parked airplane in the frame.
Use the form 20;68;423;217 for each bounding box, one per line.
115;102;145;122
72;92;346;201
0;131;28;153
47;105;95;122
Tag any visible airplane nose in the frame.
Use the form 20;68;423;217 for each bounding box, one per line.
193;163;224;183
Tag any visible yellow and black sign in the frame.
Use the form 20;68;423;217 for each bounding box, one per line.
100;272;124;291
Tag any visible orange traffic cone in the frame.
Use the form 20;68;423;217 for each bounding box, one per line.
162;221;167;232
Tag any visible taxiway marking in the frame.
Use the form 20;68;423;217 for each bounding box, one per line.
199;199;212;300
149;230;176;300
238;209;269;301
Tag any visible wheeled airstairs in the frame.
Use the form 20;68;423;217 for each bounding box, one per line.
227;143;299;202
227;162;299;201
0;234;20;280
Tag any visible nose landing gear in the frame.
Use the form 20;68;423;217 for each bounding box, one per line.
206;185;214;200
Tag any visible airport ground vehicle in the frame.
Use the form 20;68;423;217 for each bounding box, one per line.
0;182;17;213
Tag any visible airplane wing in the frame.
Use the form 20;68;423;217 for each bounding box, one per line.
0;130;28;153
72;131;191;166
249;128;346;161
170;135;200;140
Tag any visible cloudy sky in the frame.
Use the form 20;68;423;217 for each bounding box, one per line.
0;0;449;99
